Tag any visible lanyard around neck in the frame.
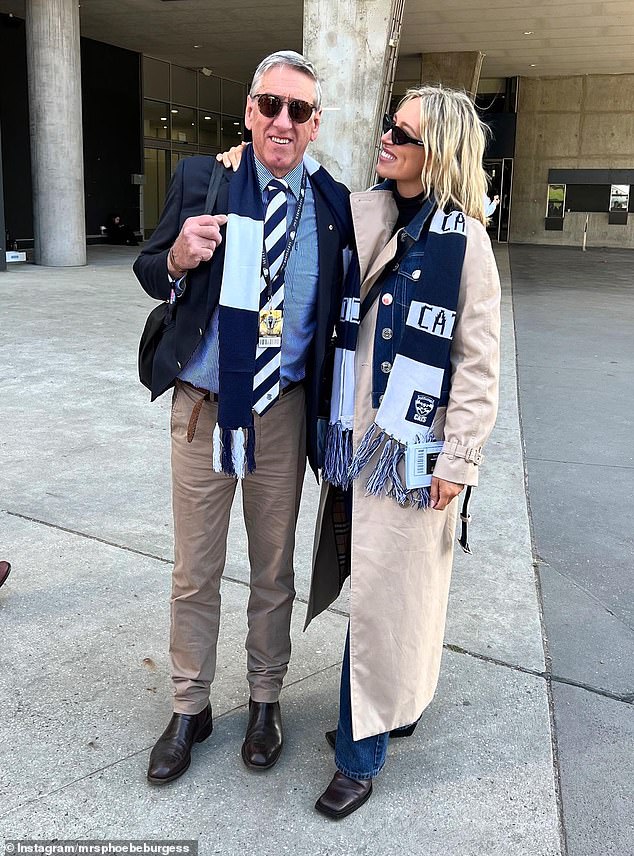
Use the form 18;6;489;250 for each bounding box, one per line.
261;168;308;295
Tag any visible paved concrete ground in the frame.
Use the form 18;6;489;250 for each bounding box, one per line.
1;243;559;854
510;245;634;856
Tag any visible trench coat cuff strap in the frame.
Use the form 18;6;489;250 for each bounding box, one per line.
441;441;484;465
432;452;479;487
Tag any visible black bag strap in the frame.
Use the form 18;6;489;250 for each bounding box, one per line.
203;160;228;216
359;231;415;322
458;485;473;554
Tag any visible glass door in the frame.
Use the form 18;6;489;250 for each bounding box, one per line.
484;158;513;243
143;147;169;239
498;158;514;243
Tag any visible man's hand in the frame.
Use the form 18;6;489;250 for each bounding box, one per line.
168;214;228;276
430;476;464;511
216;142;248;171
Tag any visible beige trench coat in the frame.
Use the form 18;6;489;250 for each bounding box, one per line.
305;189;501;740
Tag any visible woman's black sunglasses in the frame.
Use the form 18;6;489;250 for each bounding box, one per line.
382;114;424;147
252;93;316;124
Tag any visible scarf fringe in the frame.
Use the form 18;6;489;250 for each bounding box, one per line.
412;486;431;509
232;428;246;478
347;423;385;484
245;426;256;474
212;423;222;472
212;425;256;478
387;445;407;505
322;421;354;489
220;427;235;476
365;437;394;495
337;421;433;509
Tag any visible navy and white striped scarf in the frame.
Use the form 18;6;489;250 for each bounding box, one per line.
214;145;350;477
323;190;467;508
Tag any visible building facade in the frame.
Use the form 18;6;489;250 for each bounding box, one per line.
1;3;633;266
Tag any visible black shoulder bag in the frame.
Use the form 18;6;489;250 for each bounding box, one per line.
138;160;227;391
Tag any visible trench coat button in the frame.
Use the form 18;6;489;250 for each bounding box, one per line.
381;327;393;340
381;361;392;373
382;293;393;306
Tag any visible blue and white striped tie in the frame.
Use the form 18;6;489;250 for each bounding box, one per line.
253;179;288;415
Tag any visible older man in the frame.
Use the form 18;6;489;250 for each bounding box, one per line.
134;51;350;784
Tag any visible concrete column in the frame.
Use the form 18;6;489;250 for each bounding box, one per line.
394;51;485;102
420;51;485;99
304;0;405;191
26;0;86;266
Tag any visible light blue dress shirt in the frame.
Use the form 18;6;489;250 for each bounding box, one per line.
179;156;320;392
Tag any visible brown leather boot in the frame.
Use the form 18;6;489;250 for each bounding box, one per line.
147;703;213;784
241;700;283;770
315;771;373;819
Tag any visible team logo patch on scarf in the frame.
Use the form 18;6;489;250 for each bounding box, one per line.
406;392;437;427
323;198;467;508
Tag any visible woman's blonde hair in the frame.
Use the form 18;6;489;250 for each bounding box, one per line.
397;85;490;225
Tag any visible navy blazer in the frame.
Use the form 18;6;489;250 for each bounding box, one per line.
133;155;351;476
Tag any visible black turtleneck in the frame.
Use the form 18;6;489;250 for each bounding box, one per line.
393;187;427;232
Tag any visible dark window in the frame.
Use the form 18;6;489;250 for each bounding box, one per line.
565;185;610;213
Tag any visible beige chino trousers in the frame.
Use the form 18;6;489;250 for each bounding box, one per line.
169;379;307;714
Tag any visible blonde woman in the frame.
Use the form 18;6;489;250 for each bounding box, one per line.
306;86;502;818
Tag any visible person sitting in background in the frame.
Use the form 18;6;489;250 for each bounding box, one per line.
105;213;139;246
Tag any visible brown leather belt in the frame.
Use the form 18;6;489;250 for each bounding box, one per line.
181;379;303;402
180;379;303;444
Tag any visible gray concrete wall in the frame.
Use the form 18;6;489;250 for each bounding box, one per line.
511;74;634;248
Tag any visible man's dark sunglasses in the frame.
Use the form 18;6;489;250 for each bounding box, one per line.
382;114;424;147
252;93;316;124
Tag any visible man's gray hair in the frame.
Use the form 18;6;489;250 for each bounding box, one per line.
250;50;322;111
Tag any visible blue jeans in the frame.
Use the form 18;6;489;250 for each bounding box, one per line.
334;630;418;780
334;632;389;780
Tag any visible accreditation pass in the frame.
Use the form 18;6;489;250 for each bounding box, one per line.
258;308;283;349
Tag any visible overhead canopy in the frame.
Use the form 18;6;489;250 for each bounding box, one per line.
1;0;633;83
